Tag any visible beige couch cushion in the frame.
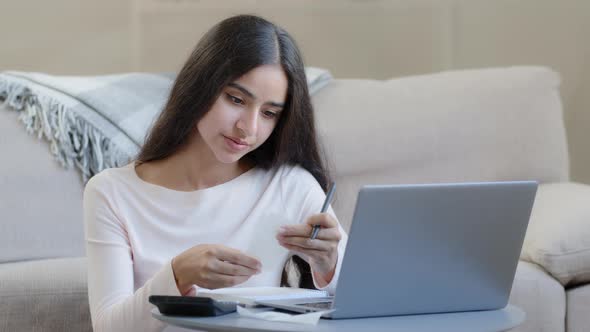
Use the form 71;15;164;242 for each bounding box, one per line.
0;104;85;262
0;258;91;332
508;261;565;332
313;66;569;228
567;284;590;332
521;182;590;286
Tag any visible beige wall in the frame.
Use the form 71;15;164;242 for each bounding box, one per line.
1;0;589;184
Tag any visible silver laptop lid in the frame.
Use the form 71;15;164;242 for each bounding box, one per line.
330;181;537;319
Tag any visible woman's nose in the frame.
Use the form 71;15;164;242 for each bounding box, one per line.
236;110;258;136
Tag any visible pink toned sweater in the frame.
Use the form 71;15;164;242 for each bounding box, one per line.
83;163;347;332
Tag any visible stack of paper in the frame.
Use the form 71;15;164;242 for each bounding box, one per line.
196;287;329;306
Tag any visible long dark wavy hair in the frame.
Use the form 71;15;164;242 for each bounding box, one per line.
135;15;331;289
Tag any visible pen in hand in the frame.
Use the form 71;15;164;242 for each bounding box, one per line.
310;182;336;240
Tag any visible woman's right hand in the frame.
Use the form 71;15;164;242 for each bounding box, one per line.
171;244;262;293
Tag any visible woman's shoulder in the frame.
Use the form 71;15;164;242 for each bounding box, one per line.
84;163;135;195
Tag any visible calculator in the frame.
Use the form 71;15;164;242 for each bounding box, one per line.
149;295;237;317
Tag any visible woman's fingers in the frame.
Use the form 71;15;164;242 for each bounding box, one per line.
278;224;314;237
278;225;341;241
278;213;342;243
211;259;260;277
278;242;328;264
214;246;262;272
311;227;342;241
306;213;338;229
277;234;331;251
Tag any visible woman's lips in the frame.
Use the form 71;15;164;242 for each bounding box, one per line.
223;135;250;152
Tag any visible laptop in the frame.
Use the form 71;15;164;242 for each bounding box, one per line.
257;181;538;319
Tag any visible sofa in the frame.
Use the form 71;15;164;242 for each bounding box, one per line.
1;66;589;332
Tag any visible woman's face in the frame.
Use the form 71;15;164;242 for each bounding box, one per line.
197;64;288;164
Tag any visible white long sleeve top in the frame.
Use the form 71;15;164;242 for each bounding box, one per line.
83;162;347;332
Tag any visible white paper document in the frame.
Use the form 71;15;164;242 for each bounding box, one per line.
237;306;333;325
196;286;329;306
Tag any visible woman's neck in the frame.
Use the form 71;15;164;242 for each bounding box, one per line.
135;148;254;192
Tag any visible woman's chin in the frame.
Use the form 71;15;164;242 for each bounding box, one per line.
215;151;245;164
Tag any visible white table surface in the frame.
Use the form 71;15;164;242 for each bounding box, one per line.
152;305;525;332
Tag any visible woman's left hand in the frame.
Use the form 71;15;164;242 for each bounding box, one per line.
276;213;342;287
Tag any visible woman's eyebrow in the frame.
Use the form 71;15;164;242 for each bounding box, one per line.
227;82;284;108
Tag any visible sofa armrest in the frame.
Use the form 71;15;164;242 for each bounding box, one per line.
521;182;590;286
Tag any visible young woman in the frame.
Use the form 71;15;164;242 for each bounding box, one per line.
83;15;347;331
